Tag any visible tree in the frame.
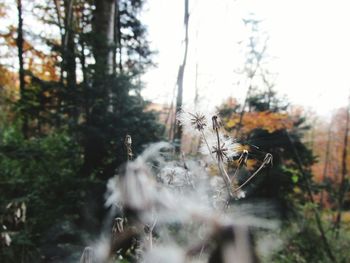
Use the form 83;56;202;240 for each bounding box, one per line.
233;16;272;137
79;0;163;178
334;98;350;234
173;0;190;153
0;0;163;261
16;0;27;137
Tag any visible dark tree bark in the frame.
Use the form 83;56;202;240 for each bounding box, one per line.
320;122;332;207
92;0;116;112
334;101;350;234
16;0;28;138
82;0;116;177
77;1;89;123
63;0;78;122
174;0;189;153
53;0;64;127
114;0;122;73
93;0;115;77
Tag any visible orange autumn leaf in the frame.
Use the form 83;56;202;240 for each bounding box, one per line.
226;111;294;134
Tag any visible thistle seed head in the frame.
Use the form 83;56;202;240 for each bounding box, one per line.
189;112;207;131
212;143;229;162
212;115;222;131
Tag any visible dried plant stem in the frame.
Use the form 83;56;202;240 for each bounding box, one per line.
200;130;216;162
217;161;232;194
148;231;153;250
213;126;232;196
146;217;157;251
232;166;240;179
232;153;272;193
199;129;231;195
181;153;195;188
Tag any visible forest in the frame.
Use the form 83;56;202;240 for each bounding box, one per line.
0;0;349;262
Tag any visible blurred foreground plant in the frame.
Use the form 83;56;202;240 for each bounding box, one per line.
80;111;274;263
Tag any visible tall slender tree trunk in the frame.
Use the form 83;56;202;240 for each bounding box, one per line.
64;0;78;123
53;0;64;128
174;0;189;153
93;0;115;77
92;0;115;109
320;121;332;207
82;0;116;176
16;0;28;138
334;100;350;234
115;0;122;73
78;1;89;124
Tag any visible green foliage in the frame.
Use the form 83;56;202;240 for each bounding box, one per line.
80;73;164;179
269;213;350;263
0;121;91;262
220;90;315;216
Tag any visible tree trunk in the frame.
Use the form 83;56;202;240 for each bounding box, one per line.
78;1;89;123
93;0;115;77
174;0;189;153
63;0;78;122
82;0;116;177
334;101;350;234
16;0;28;138
93;0;115;110
320;121;332;207
53;0;64;128
114;0;122;73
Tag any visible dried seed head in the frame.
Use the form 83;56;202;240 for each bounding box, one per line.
112;217;124;234
189;112;207;131
200;133;240;163
263;153;273;166
212;115;222;131
212;143;229;162
177;109;212;134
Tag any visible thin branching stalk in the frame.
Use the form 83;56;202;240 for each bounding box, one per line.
232;149;249;180
181;153;195;188
79;246;95;263
200;130;216;162
232;153;272;193
211;116;232;196
147;217;157;250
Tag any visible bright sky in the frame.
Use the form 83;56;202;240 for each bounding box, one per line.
141;0;350;117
